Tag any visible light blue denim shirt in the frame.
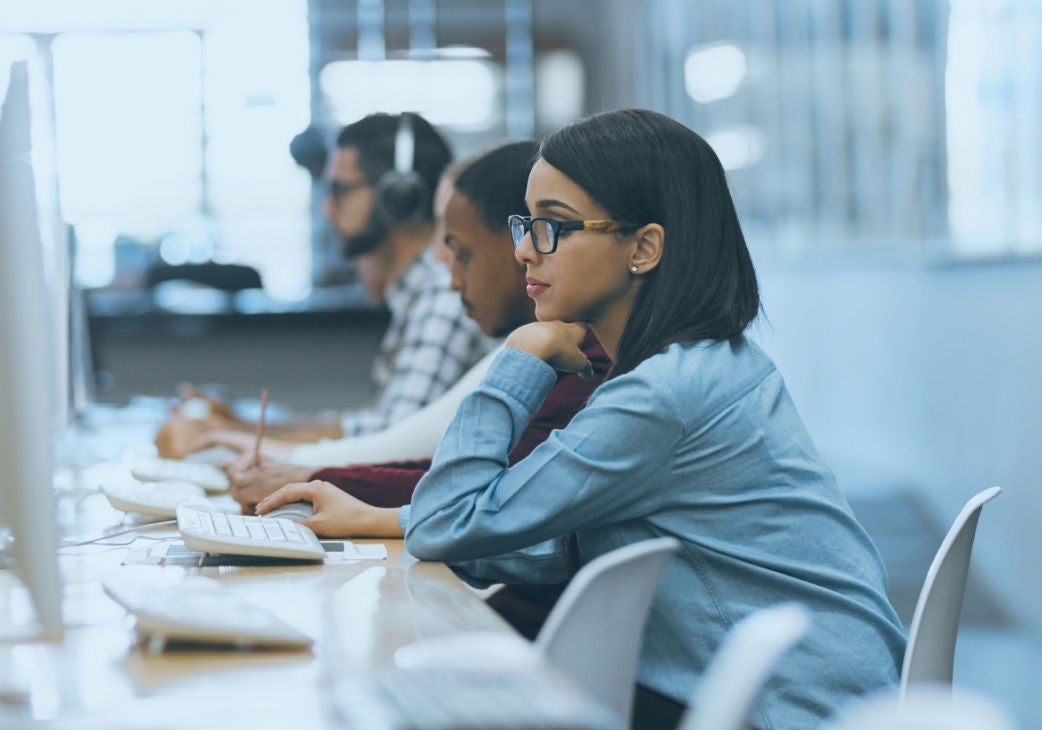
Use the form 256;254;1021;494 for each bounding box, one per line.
401;338;906;729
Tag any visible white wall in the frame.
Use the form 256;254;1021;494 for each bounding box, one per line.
750;255;1042;635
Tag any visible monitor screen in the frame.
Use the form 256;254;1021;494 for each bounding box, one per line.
0;59;64;641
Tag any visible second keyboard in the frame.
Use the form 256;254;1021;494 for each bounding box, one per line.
176;505;326;561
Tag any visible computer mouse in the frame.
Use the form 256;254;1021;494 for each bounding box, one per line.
262;501;314;523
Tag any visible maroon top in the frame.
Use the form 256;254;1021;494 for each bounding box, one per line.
309;333;611;639
310;332;610;507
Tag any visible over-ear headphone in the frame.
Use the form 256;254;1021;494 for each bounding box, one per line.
373;112;429;226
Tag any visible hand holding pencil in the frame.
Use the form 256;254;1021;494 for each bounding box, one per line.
248;388;269;468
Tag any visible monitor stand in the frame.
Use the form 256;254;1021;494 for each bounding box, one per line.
0;563;51;642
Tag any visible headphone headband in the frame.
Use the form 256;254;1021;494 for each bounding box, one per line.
394;113;415;175
373;112;427;226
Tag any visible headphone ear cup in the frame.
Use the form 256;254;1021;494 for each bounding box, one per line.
374;170;428;225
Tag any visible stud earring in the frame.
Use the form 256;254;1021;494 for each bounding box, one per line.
630;265;638;273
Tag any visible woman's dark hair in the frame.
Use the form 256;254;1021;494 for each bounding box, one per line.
539;108;760;377
453;141;538;233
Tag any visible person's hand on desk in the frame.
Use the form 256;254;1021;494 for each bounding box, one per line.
226;458;314;513
154;409;232;459
257;481;404;538
201;430;296;464
154;389;245;459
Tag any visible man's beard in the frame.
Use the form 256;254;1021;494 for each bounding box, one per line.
340;214;389;258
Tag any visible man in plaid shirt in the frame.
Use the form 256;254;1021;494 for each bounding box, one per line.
341;246;493;435
326;112;495;435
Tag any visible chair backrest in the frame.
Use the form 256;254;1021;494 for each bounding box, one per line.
533;536;680;724
900;486;1001;699
678;603;812;730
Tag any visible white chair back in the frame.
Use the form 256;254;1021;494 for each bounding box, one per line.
900;486;1001;699
534;536;680;724
678;603;812;730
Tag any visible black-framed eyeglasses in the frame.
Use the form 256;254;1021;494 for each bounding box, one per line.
328;178;370;200
507;215;639;254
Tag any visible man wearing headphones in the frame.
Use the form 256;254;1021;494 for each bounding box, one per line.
154;113;493;457
323;112;495;436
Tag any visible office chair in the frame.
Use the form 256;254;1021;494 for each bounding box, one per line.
145;261;263;292
900;486;1002;700
677;603;812;730
533;536;681;725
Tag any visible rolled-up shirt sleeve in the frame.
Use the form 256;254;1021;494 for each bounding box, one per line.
404;346;682;582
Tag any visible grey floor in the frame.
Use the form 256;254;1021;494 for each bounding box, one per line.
94;315;1040;728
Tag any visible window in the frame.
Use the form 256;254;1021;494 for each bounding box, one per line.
52;31;204;287
320;55;502;130
6;0;312;301
637;0;1042;259
945;0;1042;255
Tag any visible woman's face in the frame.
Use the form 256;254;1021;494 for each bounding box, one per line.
516;158;639;331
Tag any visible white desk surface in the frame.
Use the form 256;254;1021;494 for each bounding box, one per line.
1;459;515;729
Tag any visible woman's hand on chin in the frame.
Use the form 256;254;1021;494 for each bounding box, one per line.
505;321;593;378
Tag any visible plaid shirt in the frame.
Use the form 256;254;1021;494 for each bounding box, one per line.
341;248;496;436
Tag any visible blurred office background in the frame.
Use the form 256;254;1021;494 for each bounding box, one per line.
2;1;1040;724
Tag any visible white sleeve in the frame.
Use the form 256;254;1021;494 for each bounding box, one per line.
286;345;502;468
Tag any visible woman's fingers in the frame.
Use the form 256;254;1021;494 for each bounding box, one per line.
506;321;591;374
255;481;317;513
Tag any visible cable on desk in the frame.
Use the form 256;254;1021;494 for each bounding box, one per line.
59;520;178;548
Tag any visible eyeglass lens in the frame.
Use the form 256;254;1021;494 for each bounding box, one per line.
509;216;557;253
509;216;526;247
530;219;553;252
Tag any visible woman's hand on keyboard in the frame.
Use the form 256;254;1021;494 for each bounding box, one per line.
256;481;404;539
227;459;314;514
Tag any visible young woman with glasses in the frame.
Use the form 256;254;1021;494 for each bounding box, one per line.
282;109;906;729
404;109;905;729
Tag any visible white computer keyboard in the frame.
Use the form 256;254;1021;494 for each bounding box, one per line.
335;668;621;730
103;580;313;649
102;480;214;518
176;505;325;561
130;456;230;493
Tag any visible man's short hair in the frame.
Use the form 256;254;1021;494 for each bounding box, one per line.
454;141;538;233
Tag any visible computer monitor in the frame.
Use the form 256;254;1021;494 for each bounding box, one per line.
67;225;96;420
0;60;64;641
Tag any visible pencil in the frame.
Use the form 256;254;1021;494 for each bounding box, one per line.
249;388;269;468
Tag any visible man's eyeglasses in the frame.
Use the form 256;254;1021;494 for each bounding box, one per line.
508;214;639;254
328;178;370;200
